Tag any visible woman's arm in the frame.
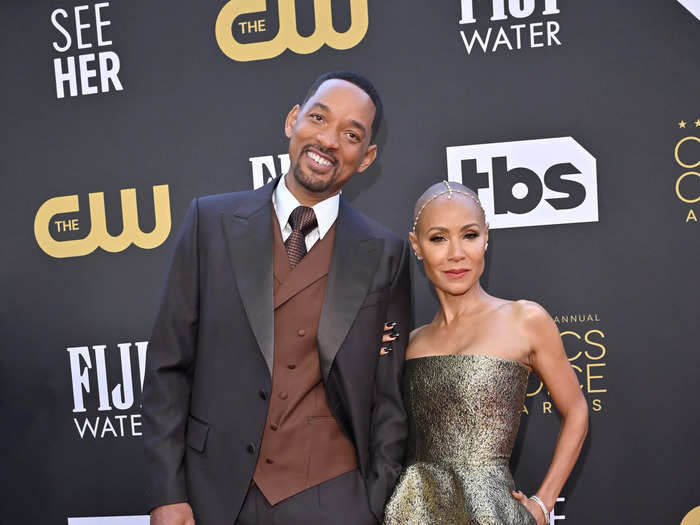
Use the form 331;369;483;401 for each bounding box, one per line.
513;301;589;522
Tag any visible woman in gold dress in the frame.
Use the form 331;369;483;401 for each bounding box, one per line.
383;181;589;525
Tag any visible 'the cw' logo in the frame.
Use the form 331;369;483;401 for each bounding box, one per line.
34;185;171;258
447;137;598;229
215;0;369;62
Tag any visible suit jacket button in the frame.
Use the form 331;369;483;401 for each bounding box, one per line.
279;392;288;400
270;423;278;431
265;458;274;464
258;389;267;400
246;443;256;454
287;364;296;370
297;329;306;337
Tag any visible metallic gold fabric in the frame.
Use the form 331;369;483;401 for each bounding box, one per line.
384;354;537;525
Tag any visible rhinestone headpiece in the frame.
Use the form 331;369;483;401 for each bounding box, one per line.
412;180;485;233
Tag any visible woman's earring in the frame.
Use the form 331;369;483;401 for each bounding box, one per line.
485;242;489;251
414;252;423;261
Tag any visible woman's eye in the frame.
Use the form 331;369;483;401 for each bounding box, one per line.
464;232;478;239
429;236;446;243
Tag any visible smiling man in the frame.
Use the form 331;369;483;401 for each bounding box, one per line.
143;72;412;525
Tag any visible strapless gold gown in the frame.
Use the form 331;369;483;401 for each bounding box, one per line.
384;354;537;525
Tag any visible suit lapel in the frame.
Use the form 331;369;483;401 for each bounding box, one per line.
317;199;382;382
221;180;277;377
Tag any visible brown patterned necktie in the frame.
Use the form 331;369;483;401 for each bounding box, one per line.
285;206;318;268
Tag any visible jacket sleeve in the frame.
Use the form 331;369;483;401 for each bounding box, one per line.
142;198;200;512
366;238;412;521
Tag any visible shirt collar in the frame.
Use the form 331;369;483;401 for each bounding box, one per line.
272;175;340;239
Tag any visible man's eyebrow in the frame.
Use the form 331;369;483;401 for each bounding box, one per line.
349;119;367;135
309;102;331;113
308;102;367;135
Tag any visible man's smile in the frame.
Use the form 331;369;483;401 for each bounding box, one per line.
303;146;337;173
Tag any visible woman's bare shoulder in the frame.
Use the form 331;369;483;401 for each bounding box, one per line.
505;300;558;341
409;324;431;344
486;298;553;336
513;299;551;321
491;298;550;322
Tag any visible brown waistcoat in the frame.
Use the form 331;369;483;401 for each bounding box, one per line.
252;216;358;505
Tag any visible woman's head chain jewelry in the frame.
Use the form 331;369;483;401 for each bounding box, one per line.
412;180;484;233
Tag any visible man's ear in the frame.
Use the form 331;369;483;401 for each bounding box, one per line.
285;104;300;138
357;144;378;173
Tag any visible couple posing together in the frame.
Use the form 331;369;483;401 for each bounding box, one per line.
143;71;588;525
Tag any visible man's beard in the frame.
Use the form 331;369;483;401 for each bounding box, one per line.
292;156;337;193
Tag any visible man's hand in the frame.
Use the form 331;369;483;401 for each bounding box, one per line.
150;502;195;525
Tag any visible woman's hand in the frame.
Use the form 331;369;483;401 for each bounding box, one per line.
512;491;547;525
380;321;399;355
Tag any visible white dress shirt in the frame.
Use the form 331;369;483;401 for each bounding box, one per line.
272;175;340;252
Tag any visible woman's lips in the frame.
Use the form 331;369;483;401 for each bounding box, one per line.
444;269;470;279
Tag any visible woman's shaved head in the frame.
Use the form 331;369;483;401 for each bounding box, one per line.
412;181;485;234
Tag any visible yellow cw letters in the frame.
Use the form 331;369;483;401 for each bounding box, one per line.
215;0;369;62
34;185;171;258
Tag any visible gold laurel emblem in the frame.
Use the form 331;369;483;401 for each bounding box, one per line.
681;507;700;525
33;185;171;258
215;0;369;62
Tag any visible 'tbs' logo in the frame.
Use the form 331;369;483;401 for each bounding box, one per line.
215;0;369;62
447;137;598;229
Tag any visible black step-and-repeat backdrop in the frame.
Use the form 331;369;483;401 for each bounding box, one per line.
1;1;699;524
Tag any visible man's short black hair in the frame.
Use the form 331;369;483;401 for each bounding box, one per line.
301;71;383;143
